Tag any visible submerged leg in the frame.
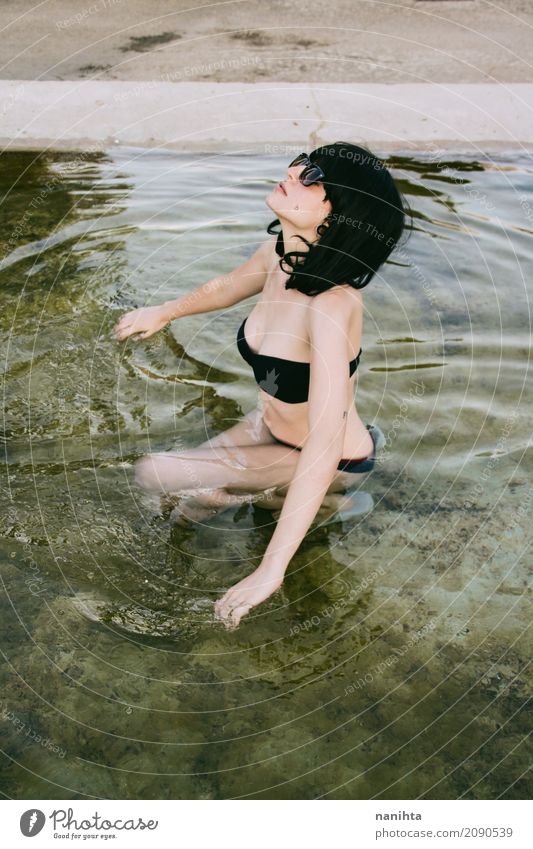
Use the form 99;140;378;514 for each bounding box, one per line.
170;486;281;526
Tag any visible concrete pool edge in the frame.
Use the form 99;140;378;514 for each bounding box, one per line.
1;81;532;154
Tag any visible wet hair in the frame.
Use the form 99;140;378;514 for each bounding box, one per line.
267;141;412;295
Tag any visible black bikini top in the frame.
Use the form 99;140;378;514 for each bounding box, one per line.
236;316;362;404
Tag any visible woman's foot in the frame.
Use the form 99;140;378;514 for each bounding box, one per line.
170;496;221;527
271;491;373;525
315;490;374;526
169;487;254;527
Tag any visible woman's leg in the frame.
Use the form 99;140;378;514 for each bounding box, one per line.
169;485;286;526
135;405;305;520
195;407;277;450
135;439;300;495
135;405;371;523
135;440;351;523
157;407;280;517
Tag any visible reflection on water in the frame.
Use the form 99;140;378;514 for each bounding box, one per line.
0;147;531;800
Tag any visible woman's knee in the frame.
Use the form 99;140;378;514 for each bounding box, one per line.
134;450;212;493
134;453;189;492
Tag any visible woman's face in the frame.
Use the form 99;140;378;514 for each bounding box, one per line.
266;158;332;233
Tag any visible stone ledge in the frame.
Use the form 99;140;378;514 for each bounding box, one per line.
1;81;532;152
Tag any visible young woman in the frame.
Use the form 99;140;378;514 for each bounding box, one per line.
113;142;409;629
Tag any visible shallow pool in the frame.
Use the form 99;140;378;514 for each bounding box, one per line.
0;146;531;799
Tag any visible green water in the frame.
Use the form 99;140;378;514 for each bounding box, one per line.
0;147;531;800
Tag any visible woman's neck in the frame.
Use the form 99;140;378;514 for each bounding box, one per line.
278;219;317;256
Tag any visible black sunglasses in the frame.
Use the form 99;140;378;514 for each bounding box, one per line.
288;152;326;186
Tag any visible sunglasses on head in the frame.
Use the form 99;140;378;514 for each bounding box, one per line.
288;152;326;186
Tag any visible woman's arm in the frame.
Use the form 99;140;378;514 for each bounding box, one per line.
162;238;274;321
114;238;274;341
260;291;354;573
214;291;358;628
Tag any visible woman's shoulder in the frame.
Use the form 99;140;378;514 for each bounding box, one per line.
313;283;363;311
306;285;362;329
306;285;363;354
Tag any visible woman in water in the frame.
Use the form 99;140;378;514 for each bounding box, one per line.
114;142;409;628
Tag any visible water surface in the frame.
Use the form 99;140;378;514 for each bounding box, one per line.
1;147;531;800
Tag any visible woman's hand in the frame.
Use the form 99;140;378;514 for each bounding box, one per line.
214;563;285;629
113;304;172;342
